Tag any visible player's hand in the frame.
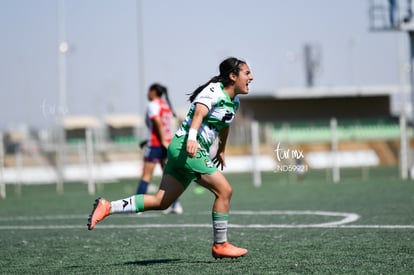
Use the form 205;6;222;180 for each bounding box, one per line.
213;152;226;171
139;140;148;149
186;140;199;158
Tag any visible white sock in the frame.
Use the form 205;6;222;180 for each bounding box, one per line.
213;220;228;244
110;196;136;214
212;212;229;244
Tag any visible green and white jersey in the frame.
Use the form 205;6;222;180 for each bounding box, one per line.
176;82;240;150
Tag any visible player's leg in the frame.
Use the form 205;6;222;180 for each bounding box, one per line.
87;174;184;230
196;171;232;213
142;174;185;210
136;146;160;194
160;157;167;169
160;157;184;214
110;175;184;214
196;171;248;259
136;161;156;194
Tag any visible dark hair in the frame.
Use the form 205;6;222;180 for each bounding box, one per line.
188;57;246;102
149;83;176;117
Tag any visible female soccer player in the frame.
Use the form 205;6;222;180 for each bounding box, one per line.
136;83;183;214
87;57;254;259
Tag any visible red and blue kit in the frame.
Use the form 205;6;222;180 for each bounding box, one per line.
144;98;172;162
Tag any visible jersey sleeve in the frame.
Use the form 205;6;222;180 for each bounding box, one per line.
147;101;161;119
193;83;219;110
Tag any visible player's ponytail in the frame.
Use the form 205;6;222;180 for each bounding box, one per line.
163;89;177;117
187;57;246;103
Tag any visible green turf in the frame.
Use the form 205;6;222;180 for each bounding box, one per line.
0;167;413;274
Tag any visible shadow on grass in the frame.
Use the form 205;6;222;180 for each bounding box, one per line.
64;259;182;270
123;259;181;266
123;258;221;266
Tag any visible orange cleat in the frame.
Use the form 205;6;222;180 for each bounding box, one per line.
87;197;110;230
212;242;248;259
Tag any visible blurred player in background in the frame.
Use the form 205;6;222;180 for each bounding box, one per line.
88;57;253;259
137;83;183;214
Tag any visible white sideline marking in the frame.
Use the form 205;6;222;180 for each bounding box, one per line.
0;210;413;230
336;225;414;229
0;213;160;222
1;224;414;230
230;210;361;227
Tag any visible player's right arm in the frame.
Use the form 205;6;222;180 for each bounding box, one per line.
186;103;209;158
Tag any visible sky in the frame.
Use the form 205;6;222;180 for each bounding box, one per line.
0;0;407;130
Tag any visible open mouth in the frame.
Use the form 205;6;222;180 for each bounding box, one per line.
246;81;251;89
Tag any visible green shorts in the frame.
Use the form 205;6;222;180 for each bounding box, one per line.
164;134;217;188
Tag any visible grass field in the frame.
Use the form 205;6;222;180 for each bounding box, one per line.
0;167;413;274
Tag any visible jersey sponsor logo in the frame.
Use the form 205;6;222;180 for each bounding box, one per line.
211;107;235;119
199;95;213;100
221;110;234;123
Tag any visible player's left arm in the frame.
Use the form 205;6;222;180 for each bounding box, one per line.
213;126;229;170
